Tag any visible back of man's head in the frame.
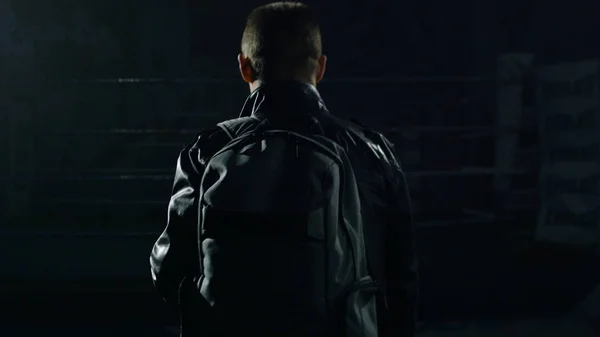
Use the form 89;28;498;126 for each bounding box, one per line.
240;2;324;84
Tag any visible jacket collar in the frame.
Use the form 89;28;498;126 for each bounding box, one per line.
238;80;329;119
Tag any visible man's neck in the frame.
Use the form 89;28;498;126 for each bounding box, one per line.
249;78;316;93
249;80;261;92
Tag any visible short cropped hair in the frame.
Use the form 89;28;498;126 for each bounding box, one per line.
241;2;322;82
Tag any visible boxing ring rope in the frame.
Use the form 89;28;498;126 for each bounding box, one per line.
2;76;532;237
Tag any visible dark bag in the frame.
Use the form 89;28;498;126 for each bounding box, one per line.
187;116;378;337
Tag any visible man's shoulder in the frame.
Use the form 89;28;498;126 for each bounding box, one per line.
181;116;262;166
350;119;394;147
328;115;394;148
216;116;261;138
181;125;231;167
187;126;229;149
327;114;402;171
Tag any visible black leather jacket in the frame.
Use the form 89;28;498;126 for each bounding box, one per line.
150;81;419;337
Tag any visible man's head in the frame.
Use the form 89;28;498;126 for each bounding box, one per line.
238;2;327;91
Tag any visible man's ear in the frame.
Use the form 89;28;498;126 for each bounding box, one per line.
238;54;254;83
315;55;327;84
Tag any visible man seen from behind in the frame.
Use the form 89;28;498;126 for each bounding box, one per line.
150;2;419;337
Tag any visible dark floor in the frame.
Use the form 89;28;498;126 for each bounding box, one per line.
1;276;597;337
0;318;596;337
1;283;597;337
2;224;599;336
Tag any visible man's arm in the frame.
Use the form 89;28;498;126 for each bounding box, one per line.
149;127;229;308
381;137;419;337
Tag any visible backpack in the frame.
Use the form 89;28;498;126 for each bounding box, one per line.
192;116;378;337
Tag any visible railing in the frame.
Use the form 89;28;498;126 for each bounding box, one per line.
2;76;535;237
0;76;498;84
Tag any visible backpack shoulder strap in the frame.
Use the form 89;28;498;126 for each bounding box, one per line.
217;116;262;140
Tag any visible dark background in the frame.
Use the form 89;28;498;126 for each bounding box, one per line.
1;0;600;335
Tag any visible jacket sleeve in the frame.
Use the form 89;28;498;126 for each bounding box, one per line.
149;127;228;308
381;136;419;337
